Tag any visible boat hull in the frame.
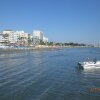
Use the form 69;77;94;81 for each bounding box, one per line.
78;61;100;69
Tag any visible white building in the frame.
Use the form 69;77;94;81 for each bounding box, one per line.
0;32;4;43
14;31;29;45
3;30;13;34
2;30;23;44
15;31;28;37
33;30;49;45
43;36;48;43
2;30;15;43
33;30;43;40
0;29;49;46
1;30;29;45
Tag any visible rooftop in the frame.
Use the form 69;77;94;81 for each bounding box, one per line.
4;29;13;31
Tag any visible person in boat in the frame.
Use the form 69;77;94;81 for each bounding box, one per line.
93;58;97;64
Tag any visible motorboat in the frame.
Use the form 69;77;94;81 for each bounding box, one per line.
78;59;100;69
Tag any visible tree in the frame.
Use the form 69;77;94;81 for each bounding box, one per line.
3;34;9;45
39;40;45;45
3;33;9;38
47;42;54;46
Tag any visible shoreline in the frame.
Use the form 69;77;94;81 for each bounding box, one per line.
0;46;97;53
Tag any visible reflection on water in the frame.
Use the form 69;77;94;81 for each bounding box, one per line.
0;48;100;100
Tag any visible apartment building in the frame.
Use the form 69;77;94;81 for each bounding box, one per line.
0;29;49;46
33;30;43;40
43;36;48;43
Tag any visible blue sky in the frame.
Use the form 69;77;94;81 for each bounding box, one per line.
0;0;100;44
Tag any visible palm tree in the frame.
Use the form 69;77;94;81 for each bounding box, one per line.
39;40;45;45
3;33;9;45
28;36;33;46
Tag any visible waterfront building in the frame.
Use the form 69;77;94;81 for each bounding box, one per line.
0;32;4;43
33;36;40;45
0;29;49;46
0;30;28;46
15;31;28;46
27;34;33;46
13;31;20;42
2;30;15;44
9;31;16;44
33;30;49;45
2;30;21;45
33;30;43;40
2;29;13;34
33;30;43;45
43;36;48;43
15;31;28;39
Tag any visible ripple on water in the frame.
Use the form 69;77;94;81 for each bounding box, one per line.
0;48;100;100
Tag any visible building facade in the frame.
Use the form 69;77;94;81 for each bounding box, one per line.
2;30;14;44
15;31;28;46
43;36;48;43
0;29;49;46
33;30;43;40
0;32;4;43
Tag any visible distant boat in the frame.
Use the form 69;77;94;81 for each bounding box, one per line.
78;58;100;69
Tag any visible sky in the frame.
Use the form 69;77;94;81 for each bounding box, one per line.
0;0;100;44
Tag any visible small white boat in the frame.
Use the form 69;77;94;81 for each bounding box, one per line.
78;59;100;69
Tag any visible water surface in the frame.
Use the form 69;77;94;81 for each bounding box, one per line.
0;48;100;100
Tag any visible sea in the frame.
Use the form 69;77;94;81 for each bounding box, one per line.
0;48;100;100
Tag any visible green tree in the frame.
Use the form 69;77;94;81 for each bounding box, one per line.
47;42;54;46
39;40;46;45
3;34;9;45
28;37;33;46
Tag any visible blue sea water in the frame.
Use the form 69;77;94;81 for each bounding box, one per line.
0;48;100;100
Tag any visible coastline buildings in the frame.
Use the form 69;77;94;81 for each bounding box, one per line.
0;29;48;47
